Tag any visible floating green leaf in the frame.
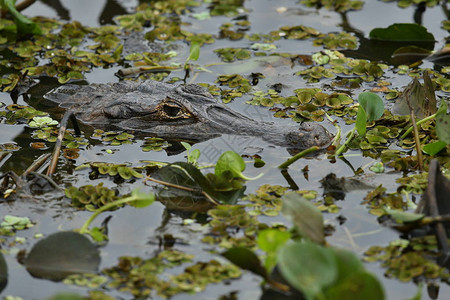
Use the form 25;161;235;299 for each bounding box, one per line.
25;231;100;281
257;229;291;272
384;208;425;223
215;151;263;181
369;23;435;42
422;141;447;155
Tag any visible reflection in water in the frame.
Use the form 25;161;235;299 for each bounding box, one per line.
38;0;130;25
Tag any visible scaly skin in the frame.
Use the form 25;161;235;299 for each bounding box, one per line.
45;80;334;150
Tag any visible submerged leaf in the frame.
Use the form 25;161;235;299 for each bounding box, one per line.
25;231;100;281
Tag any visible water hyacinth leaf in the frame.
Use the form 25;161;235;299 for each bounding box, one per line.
215;151;263;181
281;192;325;244
422;141;447;155
0;252;7;293
186;40;201;63
278;241;338;300
332;248;364;281
356;104;367;136
369;23;434;42
384;208;425;223
222;247;268;280
325;271;385;300
436;107;450;144
358;92;384;121
25;231;100;281
258;229;291;272
128;189;155;208
173;162;216;195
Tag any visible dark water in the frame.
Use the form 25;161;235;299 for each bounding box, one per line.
1;0;449;299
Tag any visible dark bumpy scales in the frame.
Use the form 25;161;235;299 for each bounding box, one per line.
45;80;334;151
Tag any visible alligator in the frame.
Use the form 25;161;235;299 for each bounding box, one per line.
44;80;333;151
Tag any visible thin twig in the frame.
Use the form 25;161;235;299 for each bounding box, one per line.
23;153;51;177
408;107;424;173
46;111;73;176
145;176;219;206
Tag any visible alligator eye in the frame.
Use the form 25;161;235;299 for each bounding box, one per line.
163;104;182;117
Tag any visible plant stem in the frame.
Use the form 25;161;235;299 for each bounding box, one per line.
410;110;424;173
145;176;220;205
334;127;356;157
278;146;319;169
400;113;436;139
79;195;139;234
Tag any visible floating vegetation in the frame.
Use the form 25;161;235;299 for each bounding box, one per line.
101;250;240;298
65;183;119;210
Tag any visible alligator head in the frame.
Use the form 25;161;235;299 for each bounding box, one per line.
45;80;333;151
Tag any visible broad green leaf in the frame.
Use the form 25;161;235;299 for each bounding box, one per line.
384;208;425;223
278;241;338;300
436;106;450;144
215;151;263;181
186;41;201;62
87;226;108;243
281;192;325;244
423;141;447;155
173;162;216;195
181;141;191;151
331;248;364;281
25;231;100;281
358;92;384;121
257;229;291;272
188;149;201;164
258;229;291;253
369;23;434;42
325;271;385;300
222;247;269;280
356;104;367;136
392;77;436;119
128;190;155;208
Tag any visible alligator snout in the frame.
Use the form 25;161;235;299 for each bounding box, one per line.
286;123;334;149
